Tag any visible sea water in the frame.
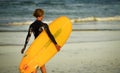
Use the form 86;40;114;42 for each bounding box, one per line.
0;0;120;25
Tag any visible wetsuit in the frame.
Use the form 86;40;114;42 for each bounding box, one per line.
24;20;57;48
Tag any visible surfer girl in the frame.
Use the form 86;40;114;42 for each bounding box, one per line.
21;8;61;73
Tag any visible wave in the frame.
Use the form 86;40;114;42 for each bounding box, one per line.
3;16;120;26
6;21;52;26
71;16;120;23
7;21;33;26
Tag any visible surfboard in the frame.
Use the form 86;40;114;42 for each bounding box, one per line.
19;16;72;73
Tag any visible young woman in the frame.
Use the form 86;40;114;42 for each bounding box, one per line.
21;8;61;73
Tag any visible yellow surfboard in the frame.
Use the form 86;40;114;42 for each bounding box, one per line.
19;16;72;73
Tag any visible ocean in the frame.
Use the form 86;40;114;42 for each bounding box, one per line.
0;0;120;26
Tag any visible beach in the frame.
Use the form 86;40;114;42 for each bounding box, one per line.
0;31;120;73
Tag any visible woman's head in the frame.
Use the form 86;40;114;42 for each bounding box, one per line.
33;8;44;18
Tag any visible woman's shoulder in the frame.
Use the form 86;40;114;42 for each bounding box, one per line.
42;22;48;26
30;20;37;26
42;21;47;25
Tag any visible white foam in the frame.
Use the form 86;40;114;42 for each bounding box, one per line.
8;20;52;26
72;16;120;23
8;16;120;26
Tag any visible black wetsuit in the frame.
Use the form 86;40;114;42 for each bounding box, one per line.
24;20;57;48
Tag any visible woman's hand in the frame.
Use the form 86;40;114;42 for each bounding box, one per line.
55;44;61;51
21;47;25;54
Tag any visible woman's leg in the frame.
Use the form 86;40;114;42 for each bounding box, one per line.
40;65;47;73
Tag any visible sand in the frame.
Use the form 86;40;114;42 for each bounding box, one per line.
0;31;120;73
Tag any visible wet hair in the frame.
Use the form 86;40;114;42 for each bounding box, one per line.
33;8;44;17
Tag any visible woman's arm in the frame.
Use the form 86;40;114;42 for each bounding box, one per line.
44;24;57;45
44;24;61;51
21;26;32;54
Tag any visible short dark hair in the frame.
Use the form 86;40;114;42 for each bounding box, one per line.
33;8;44;17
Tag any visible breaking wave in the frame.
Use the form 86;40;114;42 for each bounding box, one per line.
3;16;120;26
72;16;120;23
